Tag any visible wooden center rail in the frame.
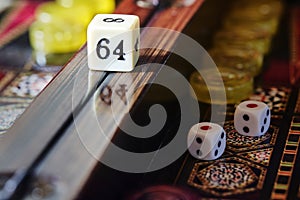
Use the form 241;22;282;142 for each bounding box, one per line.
0;0;204;199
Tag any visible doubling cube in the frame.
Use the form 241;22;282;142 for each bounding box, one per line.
187;122;226;160
234;100;271;137
87;14;140;71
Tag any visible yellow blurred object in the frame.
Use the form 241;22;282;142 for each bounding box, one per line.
56;0;115;14
36;2;93;25
29;2;91;54
29;0;115;67
94;0;115;14
29;20;86;54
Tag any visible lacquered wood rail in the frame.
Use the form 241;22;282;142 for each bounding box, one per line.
34;0;204;199
0;0;204;199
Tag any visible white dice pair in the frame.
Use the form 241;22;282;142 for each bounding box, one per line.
87;14;140;72
187;100;271;161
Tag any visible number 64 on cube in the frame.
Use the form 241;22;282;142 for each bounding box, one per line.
87;14;140;71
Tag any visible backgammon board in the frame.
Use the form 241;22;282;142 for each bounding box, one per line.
0;0;299;199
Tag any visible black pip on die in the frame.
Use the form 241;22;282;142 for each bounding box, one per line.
234;100;271;137
87;14;140;71
187;122;226;160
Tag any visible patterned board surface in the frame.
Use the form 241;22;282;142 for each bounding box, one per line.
0;0;60;135
0;67;56;134
0;1;299;200
123;88;300;200
182;86;297;199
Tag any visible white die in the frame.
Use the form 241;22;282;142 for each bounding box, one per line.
187;122;226;160
87;14;140;71
234;100;271;137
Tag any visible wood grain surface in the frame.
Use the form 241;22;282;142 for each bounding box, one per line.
0;0;155;175
33;1;204;199
0;0;204;199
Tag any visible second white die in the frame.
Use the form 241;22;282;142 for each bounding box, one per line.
87;14;140;71
234;100;271;137
187;122;226;160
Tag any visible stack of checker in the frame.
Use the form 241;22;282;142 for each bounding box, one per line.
190;0;283;104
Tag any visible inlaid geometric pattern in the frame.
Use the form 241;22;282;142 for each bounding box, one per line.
0;103;28;133
197;162;257;190
0;69;55;135
227;128;271;147
187;109;282;198
1;71;54;98
207;87;290;123
238;148;273;166
271;116;300;199
249;87;291;114
188;157;267;197
224;121;278;152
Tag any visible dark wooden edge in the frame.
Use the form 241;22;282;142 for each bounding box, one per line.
32;0;204;199
0;0;155;171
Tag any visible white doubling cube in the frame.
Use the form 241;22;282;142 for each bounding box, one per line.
187;122;226;160
87;14;140;71
234;100;271;137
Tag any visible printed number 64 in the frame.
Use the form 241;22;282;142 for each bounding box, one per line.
96;38;125;61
